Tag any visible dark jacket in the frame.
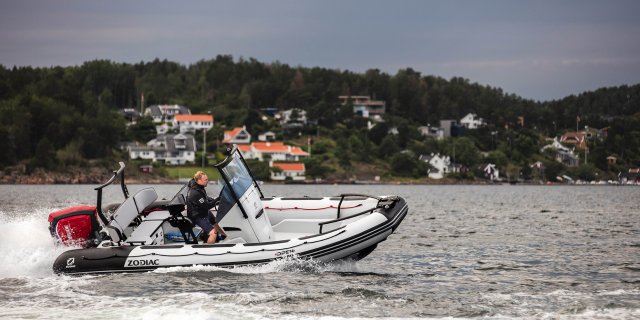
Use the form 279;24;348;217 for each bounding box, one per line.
186;179;217;219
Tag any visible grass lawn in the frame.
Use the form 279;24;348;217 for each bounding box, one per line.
164;166;221;181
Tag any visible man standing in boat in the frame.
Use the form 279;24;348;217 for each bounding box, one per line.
186;171;226;244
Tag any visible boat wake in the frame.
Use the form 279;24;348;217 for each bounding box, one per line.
152;255;364;275
0;208;369;278
0;208;72;278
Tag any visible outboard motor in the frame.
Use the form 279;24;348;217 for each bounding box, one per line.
48;205;101;247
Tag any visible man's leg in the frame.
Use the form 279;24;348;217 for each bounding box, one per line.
213;224;226;241
194;216;215;244
208;228;218;244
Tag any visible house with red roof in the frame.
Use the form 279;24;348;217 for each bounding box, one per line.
560;132;587;150
236;143;252;154
270;162;306;181
223;126;252;144
173;114;214;133
240;142;309;161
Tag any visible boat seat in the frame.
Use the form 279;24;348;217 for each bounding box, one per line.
106;188;158;243
126;211;169;245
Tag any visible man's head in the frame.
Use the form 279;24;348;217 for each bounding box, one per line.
194;171;208;186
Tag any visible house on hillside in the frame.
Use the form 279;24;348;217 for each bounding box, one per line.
482;163;500;181
173;114;214;133
419;153;451;179
418;125;445;140
127;145;164;162
155;123;171;135
270;162;306;181
541;138;579;167
338;95;386;119
128;133;196;165
584;126;608;141
440;120;465;137
460;113;485;129
120;108;141;124
144;104;191;123
223;126;252;145
276;108;307;125
239;142;309;162
258;131;277;142
560;132;587;150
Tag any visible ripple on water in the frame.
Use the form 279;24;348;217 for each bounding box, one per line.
1;184;639;319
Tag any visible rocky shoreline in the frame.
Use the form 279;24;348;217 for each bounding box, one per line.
4;165;602;186
0;165;176;184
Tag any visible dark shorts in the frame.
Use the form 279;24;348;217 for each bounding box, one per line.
193;215;214;235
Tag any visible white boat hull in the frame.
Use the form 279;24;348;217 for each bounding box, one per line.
54;197;408;274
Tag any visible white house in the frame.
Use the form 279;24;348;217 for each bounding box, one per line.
120;108;141;124
419;153;451;179
239;142;309;162
483;163;500;181
258;131;277;142
223;126;252;145
129;133;196;165
275;108;307;126
128;146;163;162
460;113;485;129
418;126;445;140
541;138;579;166
270;162;306;181
144;104;191;123
155;123;171;135
338;95;386;118
173;114;214;133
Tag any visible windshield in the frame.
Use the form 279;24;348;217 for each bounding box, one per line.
219;154;253;197
214;148;261;222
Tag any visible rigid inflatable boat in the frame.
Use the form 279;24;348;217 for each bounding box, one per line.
49;148;408;274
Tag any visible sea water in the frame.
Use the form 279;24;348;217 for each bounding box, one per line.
0;184;639;319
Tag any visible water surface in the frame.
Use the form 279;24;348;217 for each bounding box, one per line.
1;184;638;319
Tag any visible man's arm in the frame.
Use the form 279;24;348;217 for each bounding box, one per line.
205;196;219;209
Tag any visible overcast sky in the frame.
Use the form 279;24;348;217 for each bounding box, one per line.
1;0;639;101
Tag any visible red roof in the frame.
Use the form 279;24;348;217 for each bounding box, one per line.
560;132;587;149
560;132;585;141
223;127;245;143
272;162;305;171
237;144;251;152
252;142;290;153
174;114;213;122
290;146;309;156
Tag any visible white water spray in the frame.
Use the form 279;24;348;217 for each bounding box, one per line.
0;208;70;277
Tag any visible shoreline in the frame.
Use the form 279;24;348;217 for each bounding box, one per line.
0;165;632;186
1;179;633;186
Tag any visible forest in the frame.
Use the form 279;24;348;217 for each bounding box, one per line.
1;55;639;182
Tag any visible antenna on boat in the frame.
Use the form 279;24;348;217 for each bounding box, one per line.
118;161;130;199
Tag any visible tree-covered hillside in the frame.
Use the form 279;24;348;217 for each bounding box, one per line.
1;56;639;182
